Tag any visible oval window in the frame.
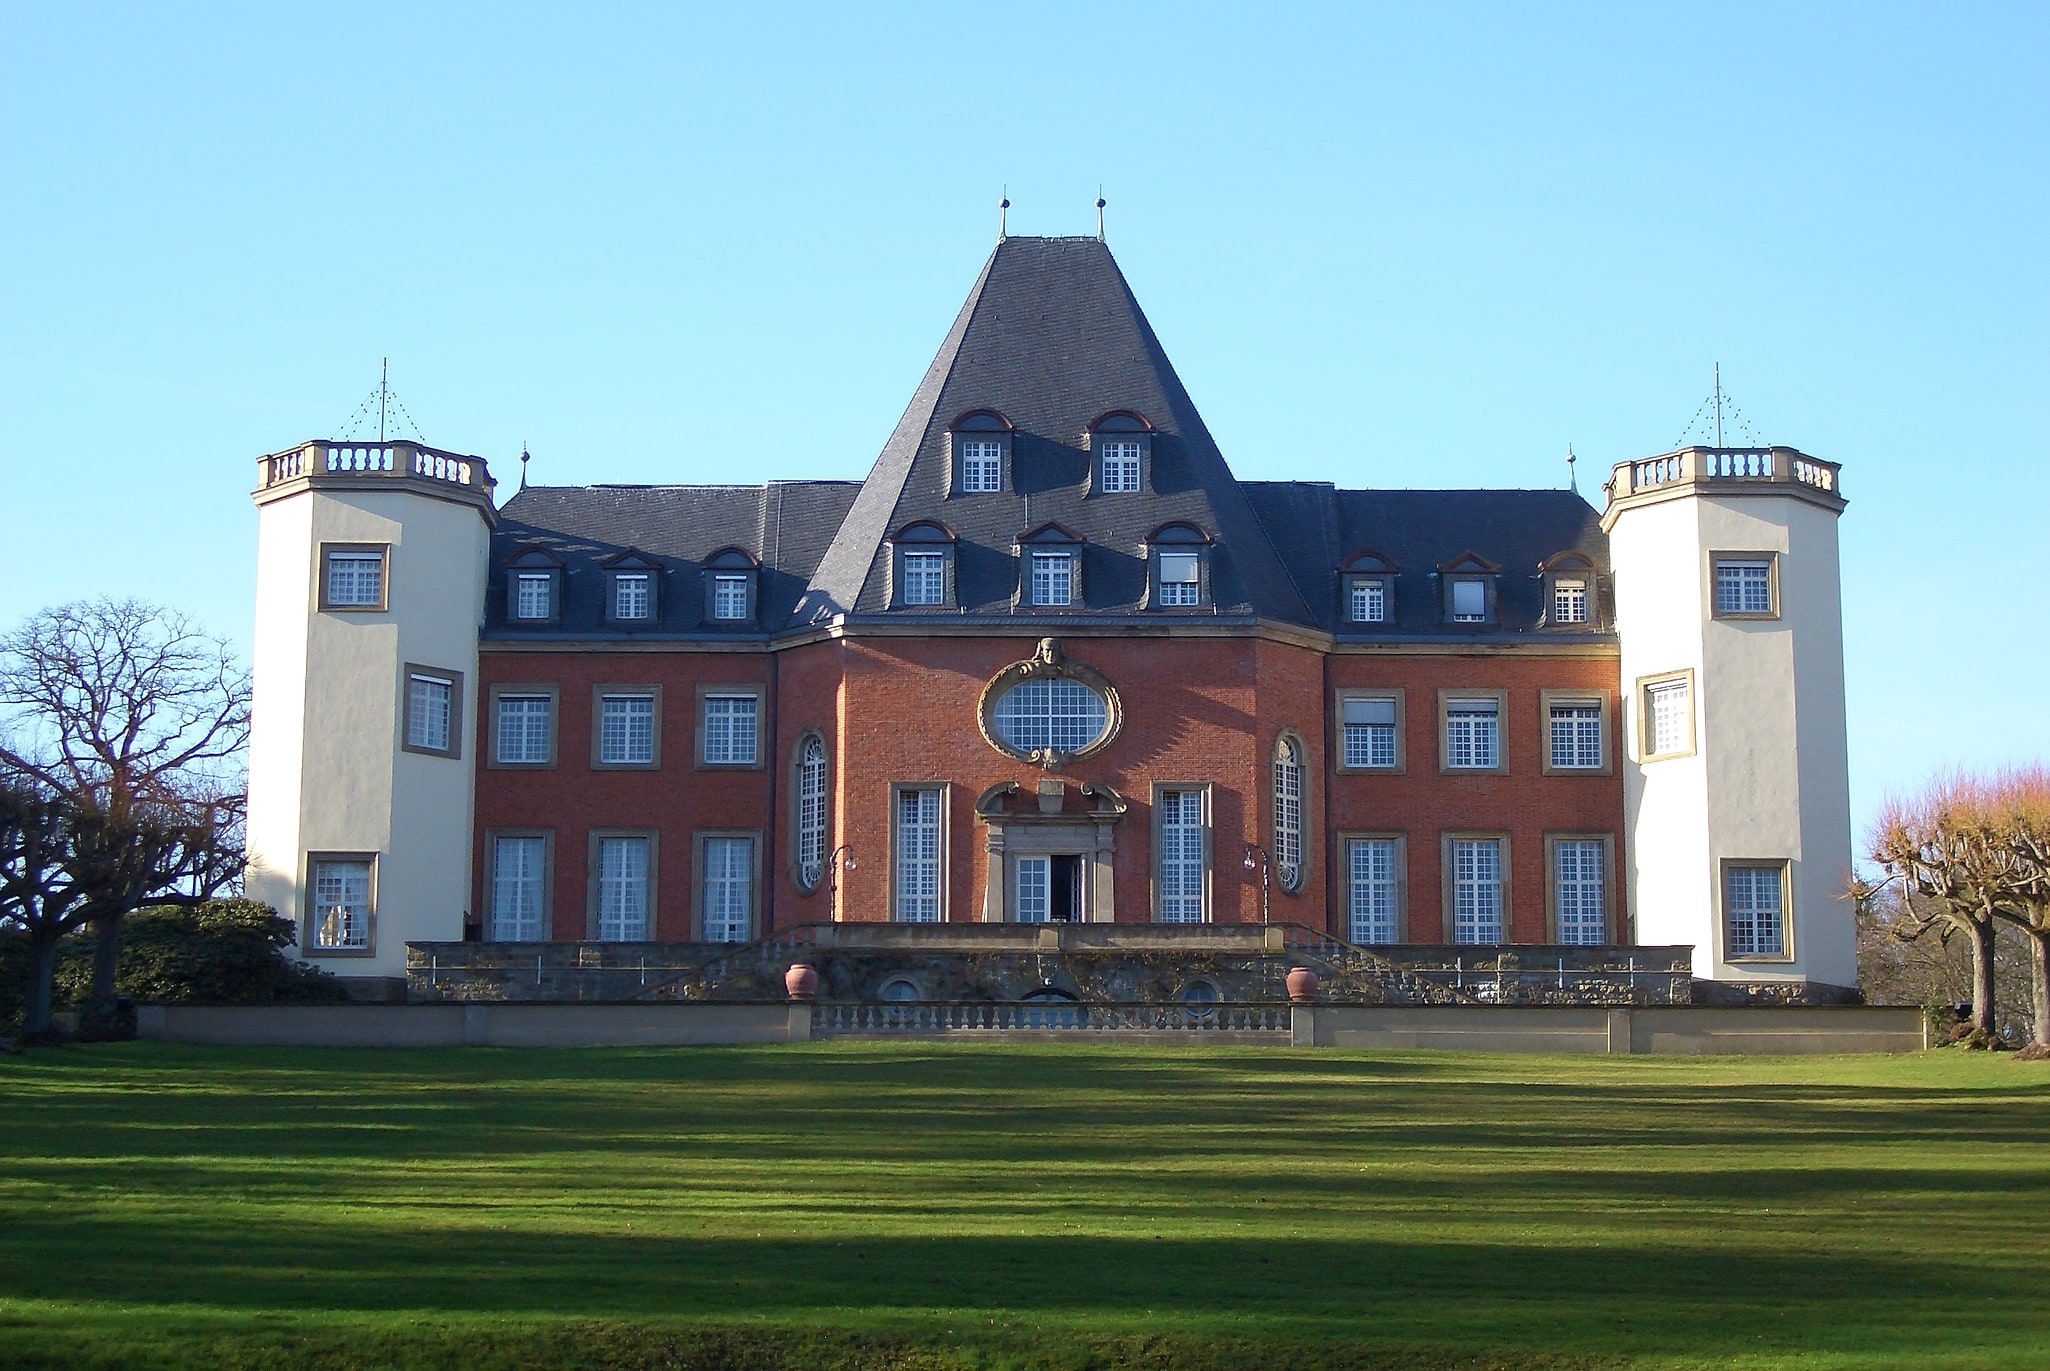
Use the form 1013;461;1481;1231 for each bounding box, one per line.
992;677;1110;756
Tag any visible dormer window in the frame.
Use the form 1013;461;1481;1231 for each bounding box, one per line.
505;549;563;624
603;551;661;625
1451;580;1487;621
1540;553;1599;628
702;548;758;625
889;521;957;608
1032;552;1074;607
1086;410;1153;496
1340;552;1397;626
1438;553;1500;626
1552;578;1587;623
949;409;1015;496
1146;522;1213;610
1017;523;1084;610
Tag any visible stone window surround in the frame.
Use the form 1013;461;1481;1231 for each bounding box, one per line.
317;542;390;614
1720;857;1797;964
1438;688;1509;776
891;780;953;923
399;662;464;760
1149;781;1213;924
1709;549;1781;621
1335;687;1406;774
590;684;663;770
1269;728;1311;896
1543;831;1615;945
1439;830;1512;946
790;728;830;894
1636;669;1697;762
975;780;1126;925
485;827;555;942
697;684;765;770
693;829;763;942
302;849;378;958
1538;688;1612;776
586;828;660;941
1336;830;1408;944
487;683;560;770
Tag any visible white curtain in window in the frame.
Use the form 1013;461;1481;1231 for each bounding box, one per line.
895;788;941;922
597;837;649;941
702;837;752;942
1348;839;1397;944
1452;839;1502;943
491;836;546;941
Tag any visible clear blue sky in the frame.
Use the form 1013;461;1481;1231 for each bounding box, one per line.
3;3;2045;846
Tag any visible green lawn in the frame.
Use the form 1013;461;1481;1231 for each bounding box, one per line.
0;1044;2045;1370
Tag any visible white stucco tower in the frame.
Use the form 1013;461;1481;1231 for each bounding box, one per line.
245;441;496;987
1603;446;1855;994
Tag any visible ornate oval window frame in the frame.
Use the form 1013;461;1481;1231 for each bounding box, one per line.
977;638;1123;770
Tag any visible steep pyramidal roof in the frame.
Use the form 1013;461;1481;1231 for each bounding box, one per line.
798;235;1313;624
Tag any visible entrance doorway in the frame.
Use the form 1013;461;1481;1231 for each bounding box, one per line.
1016;854;1084;923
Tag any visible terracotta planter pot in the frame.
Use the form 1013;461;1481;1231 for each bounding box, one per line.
785;962;820;1002
1285;966;1319;1004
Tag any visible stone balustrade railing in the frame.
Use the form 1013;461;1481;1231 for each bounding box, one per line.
813;1000;1292;1035
257;440;494;495
1607;446;1841;504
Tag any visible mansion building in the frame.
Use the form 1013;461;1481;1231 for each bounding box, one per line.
245;235;1856;997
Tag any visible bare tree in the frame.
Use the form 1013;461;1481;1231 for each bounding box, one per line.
0;600;250;1038
1989;766;2050;1051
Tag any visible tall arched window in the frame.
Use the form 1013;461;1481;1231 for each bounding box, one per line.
796;734;827;890
1273;735;1304;893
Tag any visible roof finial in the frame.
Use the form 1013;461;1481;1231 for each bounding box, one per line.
1565;445;1578;493
519;444;531;491
1713;362;1724;449
1096;186;1106;242
998;186;1009;242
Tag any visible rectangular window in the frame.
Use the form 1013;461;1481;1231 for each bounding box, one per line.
491;835;547;942
1158;789;1207;924
1553;579;1588;623
1548;700;1603;770
1450;578;1488;622
1157;552;1200;606
960;439;1004;492
895;787;942;922
1016;856;1051;924
1553;839;1606;946
613;573;651;620
1445;698;1500;770
599;693;656;765
712;574;749;621
514;572;553;620
1350;578;1386;623
310;857;372;951
595;836;650;941
1714;558;1774;616
702;693;758;765
495;694;553;765
902;552;945;605
1098;440;1142;493
1646;678;1691;758
1451;838;1504;943
1726;864;1787;958
1347;838;1399;945
405;672;454;754
1343;696;1399;770
702;836;753;943
1032;552;1073;607
323;549;386;609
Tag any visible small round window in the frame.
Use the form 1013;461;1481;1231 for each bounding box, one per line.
992;677;1110;756
880;979;921;1003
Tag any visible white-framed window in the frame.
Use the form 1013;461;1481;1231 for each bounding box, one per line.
1273;736;1304;892
1347;838;1399;945
310;857;373;951
1015;856;1051;924
596;836;650;941
599;693;656;765
1350;578;1386;623
1714;558;1774;616
702;693;758;765
405;672;454;754
895;787;942;922
1158;789;1207;924
1726;864;1787;958
1553;578;1589;623
712;573;749;621
490;835;547;942
795;734;827;890
1548;700;1603;770
992;677;1110;756
960;439;1004;492
1646;678;1691;758
613;572;651;621
495;694;553;765
1451;838;1504;944
1445;698;1500;770
1450;578;1488;622
1098;440;1142;493
1553;839;1606;946
1031;552;1073;607
702;836;754;943
323;549;385;609
902;552;946;605
514;572;553;621
1157;552;1201;606
1342;696;1399;770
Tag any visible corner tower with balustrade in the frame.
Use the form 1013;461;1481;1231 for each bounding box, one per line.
245;440;497;982
1601;446;1855;996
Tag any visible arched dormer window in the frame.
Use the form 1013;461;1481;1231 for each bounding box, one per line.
1340;550;1398;626
1086;410;1153;496
601;548;662;626
504;547;564;625
949;409;1014;495
1437;551;1501;626
889;520;958;608
703;547;759;625
1539;552;1597;627
1273;732;1306;893
1016;522;1084;609
1146;522;1213;609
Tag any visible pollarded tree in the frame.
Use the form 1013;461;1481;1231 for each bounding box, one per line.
0;600;250;1037
1989;766;2050;1051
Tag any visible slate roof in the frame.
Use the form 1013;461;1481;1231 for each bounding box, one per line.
483;236;1615;642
